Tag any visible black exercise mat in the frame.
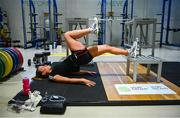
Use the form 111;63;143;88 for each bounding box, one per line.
147;62;180;87
8;63;108;106
9;62;180;106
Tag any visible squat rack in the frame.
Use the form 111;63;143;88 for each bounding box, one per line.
98;0;133;45
160;0;180;47
21;0;50;49
121;0;134;47
97;0;107;45
29;0;38;48
53;0;62;49
21;0;61;49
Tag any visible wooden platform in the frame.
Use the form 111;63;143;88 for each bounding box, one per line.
97;62;180;101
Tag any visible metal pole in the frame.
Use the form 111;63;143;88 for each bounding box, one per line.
165;0;172;44
53;0;58;48
48;0;53;48
121;0;128;46
160;0;166;47
102;0;106;44
21;0;27;48
32;1;37;40
31;0;37;47
131;0;134;19
110;0;113;44
99;0;106;44
29;0;33;46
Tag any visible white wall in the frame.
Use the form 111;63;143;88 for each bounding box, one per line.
0;1;3;8
0;0;24;46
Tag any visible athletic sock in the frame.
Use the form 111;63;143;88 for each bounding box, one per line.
90;17;99;36
128;40;138;58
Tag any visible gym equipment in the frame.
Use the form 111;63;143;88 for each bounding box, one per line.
0;40;21;47
21;0;62;49
0;58;4;78
40;94;66;115
97;0;106;45
125;18;157;56
0;57;5;79
0;48;24;79
89;18;129;21
126;55;162;82
0;50;13;78
53;0;63;48
5;48;19;73
10;48;21;70
27;59;31;66
0;28;10;39
21;0;45;49
42;52;51;64
0;7;12;47
28;52;51;67
160;0;180;47
95;0;134;46
11;48;24;70
32;53;43;67
2;48;17;74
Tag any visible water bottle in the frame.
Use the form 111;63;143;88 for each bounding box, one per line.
22;77;30;96
52;42;57;49
54;42;57;49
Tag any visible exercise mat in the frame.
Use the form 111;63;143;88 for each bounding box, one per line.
9;62;180;106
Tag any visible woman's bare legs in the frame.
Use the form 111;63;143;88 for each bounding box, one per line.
64;28;92;51
65;28;92;39
63;17;130;57
88;44;129;57
64;28;129;56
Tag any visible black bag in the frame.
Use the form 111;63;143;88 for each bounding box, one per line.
40;95;66;115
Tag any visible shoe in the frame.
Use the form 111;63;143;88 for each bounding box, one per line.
90;17;99;36
128;40;138;58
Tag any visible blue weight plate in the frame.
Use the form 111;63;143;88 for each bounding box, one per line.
7;48;19;72
4;48;19;73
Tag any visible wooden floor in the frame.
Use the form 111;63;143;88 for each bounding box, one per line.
97;62;180;101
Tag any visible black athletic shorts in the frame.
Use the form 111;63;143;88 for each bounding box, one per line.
67;48;93;65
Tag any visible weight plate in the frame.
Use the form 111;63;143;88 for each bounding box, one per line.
0;50;13;78
3;48;17;73
7;48;19;72
11;48;23;70
0;57;5;79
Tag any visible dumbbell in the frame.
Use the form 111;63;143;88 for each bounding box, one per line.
28;53;44;67
42;52;51;65
34;53;44;65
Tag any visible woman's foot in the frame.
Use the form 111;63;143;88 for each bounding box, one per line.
128;40;138;58
90;17;99;36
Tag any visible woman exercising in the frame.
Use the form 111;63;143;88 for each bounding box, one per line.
35;17;137;87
